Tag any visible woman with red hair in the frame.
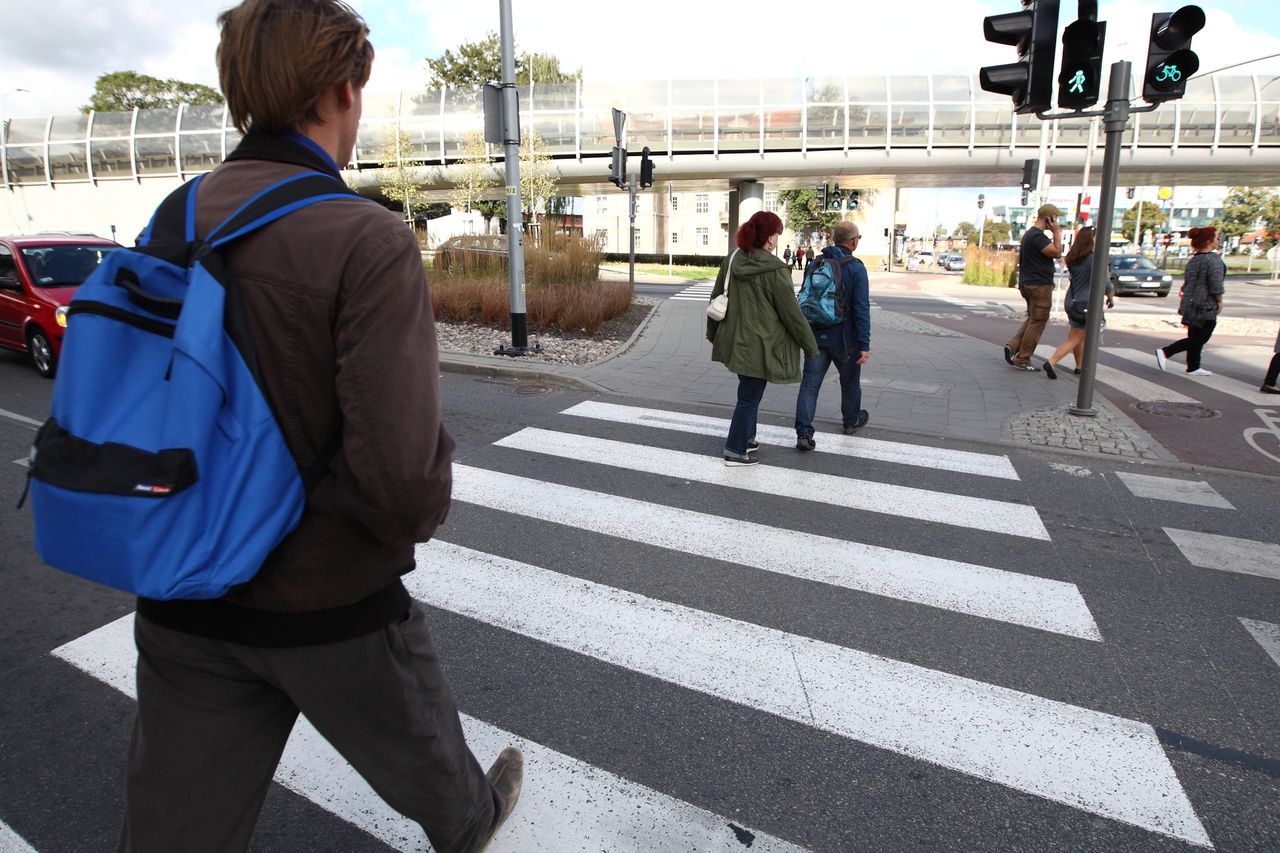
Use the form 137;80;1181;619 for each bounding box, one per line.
706;211;818;466
1156;226;1225;375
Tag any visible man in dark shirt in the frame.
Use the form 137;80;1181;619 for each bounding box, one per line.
1005;204;1064;370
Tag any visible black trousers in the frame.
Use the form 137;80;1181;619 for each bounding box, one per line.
119;603;500;853
1265;352;1280;388
1162;320;1217;372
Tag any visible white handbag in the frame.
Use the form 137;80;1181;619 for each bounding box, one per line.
706;249;739;321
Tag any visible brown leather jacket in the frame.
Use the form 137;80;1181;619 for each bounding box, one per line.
138;133;452;645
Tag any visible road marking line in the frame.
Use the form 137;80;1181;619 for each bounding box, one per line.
494;428;1049;540
1104;348;1276;406
1164;528;1280;581
0;819;37;853
1032;346;1197;403
454;465;1097;639
1239;619;1280;671
561;400;1020;480
0;408;41;428
52;614;805;853
410;541;1210;848
1113;472;1234;510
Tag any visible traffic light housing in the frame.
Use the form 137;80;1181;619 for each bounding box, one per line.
1142;6;1205;104
608;146;627;188
1126;187;1136;199
830;184;844;210
847;190;860;211
1057;5;1106;109
638;146;654;189
816;183;828;211
978;193;986;209
979;0;1060;115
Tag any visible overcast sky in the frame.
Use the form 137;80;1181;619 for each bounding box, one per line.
3;0;1277;230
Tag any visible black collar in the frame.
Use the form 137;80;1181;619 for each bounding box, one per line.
225;130;344;181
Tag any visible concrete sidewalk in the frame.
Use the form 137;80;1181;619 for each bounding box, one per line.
439;276;1172;462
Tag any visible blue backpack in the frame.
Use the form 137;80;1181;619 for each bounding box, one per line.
22;172;355;600
797;254;853;327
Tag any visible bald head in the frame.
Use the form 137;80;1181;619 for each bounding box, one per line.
832;221;860;247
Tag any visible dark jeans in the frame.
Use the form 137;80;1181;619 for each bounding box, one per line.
794;347;862;437
1265;352;1280;388
120;604;500;853
725;374;767;457
1162;320;1217;372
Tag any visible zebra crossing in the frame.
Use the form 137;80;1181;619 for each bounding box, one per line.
43;398;1280;850
669;278;808;303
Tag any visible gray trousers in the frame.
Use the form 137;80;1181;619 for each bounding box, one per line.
119;603;499;853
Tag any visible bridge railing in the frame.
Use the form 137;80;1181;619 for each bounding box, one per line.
3;75;1277;188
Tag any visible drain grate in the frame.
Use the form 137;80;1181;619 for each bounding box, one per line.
513;381;562;396
1132;402;1220;419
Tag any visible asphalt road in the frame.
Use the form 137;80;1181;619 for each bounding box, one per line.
2;364;1278;852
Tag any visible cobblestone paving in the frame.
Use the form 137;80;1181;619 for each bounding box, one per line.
1006;404;1169;460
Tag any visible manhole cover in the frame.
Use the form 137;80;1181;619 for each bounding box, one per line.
1132;402;1220;419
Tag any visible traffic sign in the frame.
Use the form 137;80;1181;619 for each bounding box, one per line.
1158;186;1173;201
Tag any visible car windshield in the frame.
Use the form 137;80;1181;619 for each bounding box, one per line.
1110;256;1158;271
20;244;116;287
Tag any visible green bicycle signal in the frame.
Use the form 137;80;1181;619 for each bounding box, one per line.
1155;63;1182;83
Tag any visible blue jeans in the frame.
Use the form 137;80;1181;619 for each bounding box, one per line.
794;347;862;437
725;375;767;457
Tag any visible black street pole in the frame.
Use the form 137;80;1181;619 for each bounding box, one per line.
1071;60;1130;417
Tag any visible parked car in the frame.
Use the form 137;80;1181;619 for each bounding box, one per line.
938;253;966;272
1108;254;1173;297
0;234;120;377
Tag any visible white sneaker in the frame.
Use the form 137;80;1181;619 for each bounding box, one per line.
1154;348;1167;372
1187;368;1212;376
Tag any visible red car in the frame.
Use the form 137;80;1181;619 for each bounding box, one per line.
0;234;120;377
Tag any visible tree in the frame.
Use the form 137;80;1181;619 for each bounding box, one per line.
1119;201;1166;243
447;131;499;217
979;219;1012;246
953;221;978;243
933;224;947;240
83;71;222;113
426;33;581;88
376;129;427;225
520;129;558;238
777;188;844;238
1217;186;1280;251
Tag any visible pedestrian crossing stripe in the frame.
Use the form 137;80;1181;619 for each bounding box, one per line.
1104;348;1277;406
0;819;36;853
1032;346;1196;403
1113;471;1234;510
493;428;1051;540
411;541;1211;848
1239;618;1280;671
561;400;1021;480
453;465;1099;639
51;614;805;853
1164;528;1280;581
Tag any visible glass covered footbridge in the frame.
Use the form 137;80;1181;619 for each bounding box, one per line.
4;74;1279;193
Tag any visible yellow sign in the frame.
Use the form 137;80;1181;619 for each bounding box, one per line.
1158;186;1173;201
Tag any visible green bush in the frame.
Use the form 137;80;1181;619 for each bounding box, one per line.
962;246;1019;287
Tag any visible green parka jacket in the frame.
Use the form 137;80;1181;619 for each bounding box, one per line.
706;248;818;382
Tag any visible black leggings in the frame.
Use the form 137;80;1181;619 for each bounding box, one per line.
1162;320;1216;372
1265;352;1280;388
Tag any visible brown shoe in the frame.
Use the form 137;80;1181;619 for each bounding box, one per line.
476;747;524;852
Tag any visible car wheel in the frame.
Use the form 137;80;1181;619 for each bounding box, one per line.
1157;290;1169;297
28;327;57;378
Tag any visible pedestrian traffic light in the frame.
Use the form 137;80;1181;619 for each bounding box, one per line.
816;183;828;211
847;190;860;211
1021;158;1039;196
608;146;626;188
830;184;844;210
979;0;1060;115
638;146;654;189
978;193;986;209
1142;6;1205;104
1057;2;1106;109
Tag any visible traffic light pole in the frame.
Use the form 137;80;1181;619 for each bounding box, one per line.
628;175;637;285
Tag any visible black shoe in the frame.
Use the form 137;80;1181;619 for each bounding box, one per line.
1011;362;1039;372
1043;361;1057;380
1262;385;1280;395
1073;368;1082;376
842;411;870;433
746;439;759;454
795;435;816;452
477;747;523;852
724;453;759;467
1003;345;1014;365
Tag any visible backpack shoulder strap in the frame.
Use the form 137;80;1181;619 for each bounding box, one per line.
138;174;207;248
205;172;359;249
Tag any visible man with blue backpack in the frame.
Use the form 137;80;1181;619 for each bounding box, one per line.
23;2;522;850
793;221;872;450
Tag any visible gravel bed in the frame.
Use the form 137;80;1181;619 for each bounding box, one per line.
435;297;658;366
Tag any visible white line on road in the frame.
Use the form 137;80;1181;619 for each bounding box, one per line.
493;428;1050;540
1104;348;1276;406
52;614;806;853
0;408;41;429
1164;528;1280;581
453;465;1098;639
411;541;1210;848
0;819;37;853
561;400;1020;480
1032;346;1197;403
1239;618;1280;671
1113;472;1234;510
